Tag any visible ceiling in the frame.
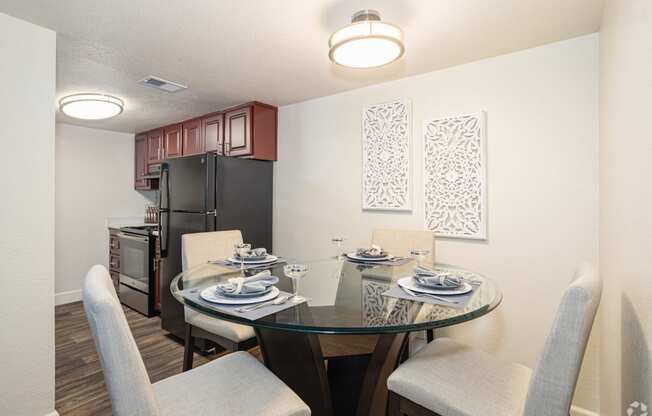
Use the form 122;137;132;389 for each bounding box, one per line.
0;0;604;133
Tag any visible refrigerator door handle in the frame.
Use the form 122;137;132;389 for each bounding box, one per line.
159;165;170;257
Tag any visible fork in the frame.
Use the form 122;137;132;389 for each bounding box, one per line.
236;294;294;313
400;286;461;305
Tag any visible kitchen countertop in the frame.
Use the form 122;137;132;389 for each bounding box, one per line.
106;215;158;230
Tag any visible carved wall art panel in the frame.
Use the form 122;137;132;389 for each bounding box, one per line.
424;112;487;239
362;99;412;211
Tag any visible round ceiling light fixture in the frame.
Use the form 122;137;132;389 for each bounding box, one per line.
59;93;124;120
328;9;404;69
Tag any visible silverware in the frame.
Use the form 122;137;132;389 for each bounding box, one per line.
388;256;408;262
400;286;460;305
236;294;294;313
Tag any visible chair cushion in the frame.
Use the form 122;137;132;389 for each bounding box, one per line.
154;351;310;416
387;338;531;416
185;306;255;342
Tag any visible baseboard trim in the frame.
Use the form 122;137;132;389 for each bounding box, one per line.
571;405;599;416
55;289;82;305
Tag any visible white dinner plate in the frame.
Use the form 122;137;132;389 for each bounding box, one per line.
200;285;280;305
397;276;472;296
220;286;274;298
346;252;391;262
226;255;279;265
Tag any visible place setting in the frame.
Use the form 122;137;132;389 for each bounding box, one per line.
211;243;285;271
186;266;309;320
344;245;411;266
383;265;483;309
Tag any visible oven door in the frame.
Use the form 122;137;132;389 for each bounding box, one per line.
118;232;150;293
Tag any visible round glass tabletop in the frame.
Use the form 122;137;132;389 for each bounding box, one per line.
171;257;502;334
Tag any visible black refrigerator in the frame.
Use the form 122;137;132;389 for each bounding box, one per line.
158;153;273;339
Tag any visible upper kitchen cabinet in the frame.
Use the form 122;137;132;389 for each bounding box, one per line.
134;134;154;190
182;119;203;156
224;102;277;161
202;113;224;155
164;124;183;159
147;129;165;166
134;101;277;188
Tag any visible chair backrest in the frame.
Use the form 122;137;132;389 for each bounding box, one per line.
523;262;602;416
181;230;243;271
82;265;160;416
371;229;436;263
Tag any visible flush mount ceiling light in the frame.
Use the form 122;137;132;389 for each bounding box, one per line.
59;93;124;120
328;9;404;69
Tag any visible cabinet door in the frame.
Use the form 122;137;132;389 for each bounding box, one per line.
182;119;203;156
147;129;164;164
135;135;149;189
224;106;252;157
202;114;224;154
164;124;183;158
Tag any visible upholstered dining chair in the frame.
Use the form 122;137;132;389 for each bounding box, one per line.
82;265;310;416
372;228;437;342
181;230;257;371
386;262;602;416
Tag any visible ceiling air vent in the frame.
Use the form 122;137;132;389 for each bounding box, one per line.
139;76;187;93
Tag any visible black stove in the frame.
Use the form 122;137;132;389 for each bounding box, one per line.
117;225;158;316
120;225;158;236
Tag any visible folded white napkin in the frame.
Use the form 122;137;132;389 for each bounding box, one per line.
414;266;462;288
356;244;384;257
216;270;279;295
235;247;268;259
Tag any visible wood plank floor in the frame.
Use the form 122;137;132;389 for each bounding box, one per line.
55;301;260;415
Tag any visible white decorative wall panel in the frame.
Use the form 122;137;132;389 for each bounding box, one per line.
424;112;487;239
362;99;411;211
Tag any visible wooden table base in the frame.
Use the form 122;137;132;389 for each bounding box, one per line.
255;328;409;416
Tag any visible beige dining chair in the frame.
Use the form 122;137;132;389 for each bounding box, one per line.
371;229;436;264
181;230;257;371
386;262;602;416
82;265;310;416
372;228;437;342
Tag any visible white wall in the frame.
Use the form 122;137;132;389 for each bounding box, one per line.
55;123;156;303
0;12;56;416
600;1;652;414
275;34;600;412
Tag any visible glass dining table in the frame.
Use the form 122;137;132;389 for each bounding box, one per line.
171;257;502;416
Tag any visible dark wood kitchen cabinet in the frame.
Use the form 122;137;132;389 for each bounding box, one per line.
133;100;277;188
147;129;165;166
164;124;183;159
182;119;203;156
224;102;277;160
224;106;251;157
202;113;224;154
134;134;154;190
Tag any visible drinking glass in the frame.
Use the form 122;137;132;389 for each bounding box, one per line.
331;237;346;259
283;263;309;303
410;249;430;267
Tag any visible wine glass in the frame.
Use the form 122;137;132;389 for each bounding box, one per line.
283;263;309;303
410;249;430;267
331;237;346;259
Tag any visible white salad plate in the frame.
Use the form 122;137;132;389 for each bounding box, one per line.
200;286;280;305
346;252;391;262
226;255;279;264
397;276;472;296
